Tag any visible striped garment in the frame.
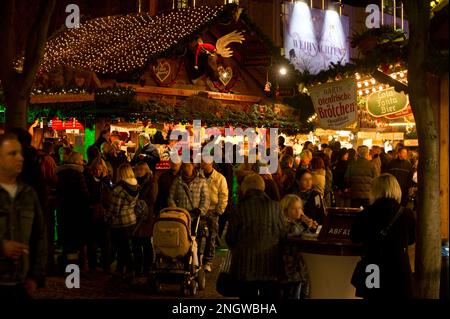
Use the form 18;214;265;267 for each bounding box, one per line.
226;189;286;282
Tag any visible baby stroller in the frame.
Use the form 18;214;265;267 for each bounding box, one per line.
149;207;207;296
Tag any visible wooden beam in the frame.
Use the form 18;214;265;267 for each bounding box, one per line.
30;93;95;103
130;84;261;103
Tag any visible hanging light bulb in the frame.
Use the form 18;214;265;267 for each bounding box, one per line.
364;81;369;87
357;82;362;88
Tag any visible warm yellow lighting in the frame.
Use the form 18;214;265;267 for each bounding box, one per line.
371;79;376;85
357;82;362;88
358;90;363;96
364;81;369;87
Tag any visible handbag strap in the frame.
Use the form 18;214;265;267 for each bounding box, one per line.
380;206;404;238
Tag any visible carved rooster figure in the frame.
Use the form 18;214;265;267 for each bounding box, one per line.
194;30;245;70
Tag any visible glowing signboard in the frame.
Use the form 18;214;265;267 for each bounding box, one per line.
283;1;350;74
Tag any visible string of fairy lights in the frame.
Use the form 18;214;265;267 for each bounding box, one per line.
355;69;408;97
41;6;225;75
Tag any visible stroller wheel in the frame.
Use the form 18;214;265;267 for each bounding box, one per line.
189;280;198;296
198;269;206;290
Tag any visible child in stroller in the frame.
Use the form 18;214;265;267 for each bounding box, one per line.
149;207;207;296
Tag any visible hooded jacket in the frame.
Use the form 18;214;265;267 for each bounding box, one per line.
105;178;139;228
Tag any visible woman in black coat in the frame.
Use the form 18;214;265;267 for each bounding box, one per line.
350;173;416;299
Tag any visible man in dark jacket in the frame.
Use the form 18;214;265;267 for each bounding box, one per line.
226;174;285;299
132;133;160;173
345;145;379;208
387;147;413;205
56;152;90;269
0;133;47;299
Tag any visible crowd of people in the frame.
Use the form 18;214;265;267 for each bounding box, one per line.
0;127;418;299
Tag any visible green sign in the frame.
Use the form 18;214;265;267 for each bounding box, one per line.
366;87;409;118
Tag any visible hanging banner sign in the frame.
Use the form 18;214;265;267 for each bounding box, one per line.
385;103;413;119
366;87;409;118
309;78;358;129
283;1;350;74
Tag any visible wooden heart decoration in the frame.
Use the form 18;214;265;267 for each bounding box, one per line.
218;66;233;86
153;60;171;83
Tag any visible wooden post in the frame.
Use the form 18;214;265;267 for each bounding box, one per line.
440;75;449;240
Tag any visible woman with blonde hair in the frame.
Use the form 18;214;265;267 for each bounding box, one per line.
350;173;416;299
105;163;139;279
279;194;318;299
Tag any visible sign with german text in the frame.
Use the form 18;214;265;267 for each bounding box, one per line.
309;78;358;129
283;1;350;74
366;87;409;118
385;103;412;119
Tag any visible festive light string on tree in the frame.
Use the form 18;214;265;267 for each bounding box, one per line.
41;6;228;75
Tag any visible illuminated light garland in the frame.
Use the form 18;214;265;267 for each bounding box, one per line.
40;6;227;75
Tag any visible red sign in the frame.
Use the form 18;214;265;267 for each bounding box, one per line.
156;160;170;170
49;118;84;130
385;104;413;119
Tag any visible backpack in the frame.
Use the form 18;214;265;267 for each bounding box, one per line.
152;207;192;258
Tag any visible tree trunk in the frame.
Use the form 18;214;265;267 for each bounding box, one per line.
404;0;441;298
3;82;30;129
0;0;56;129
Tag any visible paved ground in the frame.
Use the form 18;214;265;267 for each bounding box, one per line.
34;250;233;299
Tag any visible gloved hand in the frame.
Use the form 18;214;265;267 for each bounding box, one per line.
190;208;202;218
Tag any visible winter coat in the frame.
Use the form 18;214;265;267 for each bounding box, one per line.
281;167;297;196
203;169;228;215
350;198;416;299
387;159;413;205
155;170;178;213
168;171;210;216
84;172;112;222
312;169;326;194
281;218;311;298
131;143;160;172
292;188;327;225
226;189;285;282
134;175;158;237
56;164;90;250
344;158;379;200
332;160;349;190
105;179;139;228
0;182;47;286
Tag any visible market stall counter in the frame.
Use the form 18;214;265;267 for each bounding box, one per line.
288;207;363;299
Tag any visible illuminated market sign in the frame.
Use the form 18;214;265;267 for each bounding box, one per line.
309;78;358;130
366;87;409;117
283;1;350;74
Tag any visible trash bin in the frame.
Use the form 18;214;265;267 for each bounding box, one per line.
441;239;449;300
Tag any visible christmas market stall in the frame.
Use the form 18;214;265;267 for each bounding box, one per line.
28;4;306;165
